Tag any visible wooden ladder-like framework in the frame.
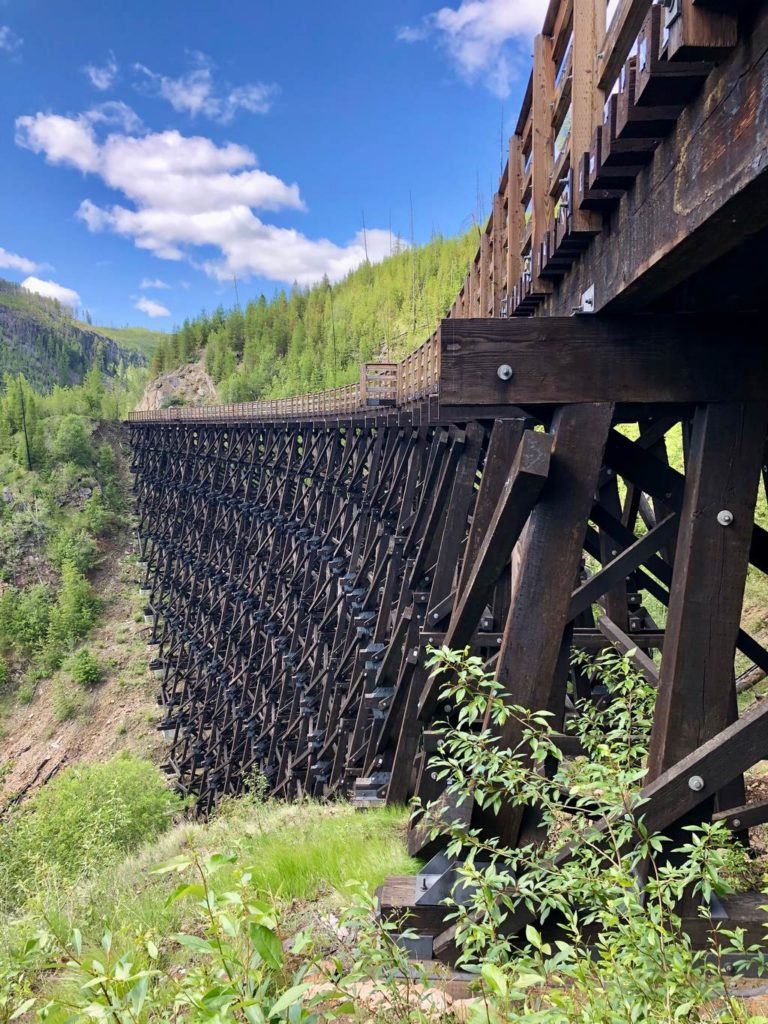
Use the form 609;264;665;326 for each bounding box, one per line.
128;327;768;956
126;0;768;964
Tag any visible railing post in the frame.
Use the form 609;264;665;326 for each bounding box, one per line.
571;0;605;234
531;31;555;296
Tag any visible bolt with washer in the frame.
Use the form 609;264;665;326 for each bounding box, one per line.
688;775;705;792
717;510;734;526
497;364;514;381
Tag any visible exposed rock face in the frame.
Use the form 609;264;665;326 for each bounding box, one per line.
136;360;218;412
0;279;144;389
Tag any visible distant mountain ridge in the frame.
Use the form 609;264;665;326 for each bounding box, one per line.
0;278;145;390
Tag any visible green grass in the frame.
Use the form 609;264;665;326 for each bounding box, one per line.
86;325;169;359
0;800;417;1020
0;799;416;972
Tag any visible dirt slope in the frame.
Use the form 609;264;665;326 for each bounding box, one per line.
0;428;163;807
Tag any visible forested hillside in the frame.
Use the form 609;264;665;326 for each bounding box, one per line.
86;324;168;361
0;280;145;391
149;230;477;402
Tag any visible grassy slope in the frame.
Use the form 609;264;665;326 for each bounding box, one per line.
0;801;417;1010
86;325;168;360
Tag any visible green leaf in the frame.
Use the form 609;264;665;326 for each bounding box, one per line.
173;933;216;954
146;939;159;960
244;1004;266;1024
71;928;82;956
270;982;312;1016
150;854;193;875
166;882;206;905
205;852;238;874
10;998;35;1020
515;972;544;988
480;963;508;998
250;923;283;970
129;975;149;1015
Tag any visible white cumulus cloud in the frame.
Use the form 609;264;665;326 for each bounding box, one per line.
15;108;390;286
83;52;118;90
140;277;170;290
135;296;170;317
398;0;545;97
0;25;22;55
21;276;80;308
134;53;278;123
0;246;44;274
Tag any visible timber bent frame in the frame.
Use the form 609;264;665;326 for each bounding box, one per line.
127;0;768;964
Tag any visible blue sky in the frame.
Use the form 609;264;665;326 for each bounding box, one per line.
0;0;543;329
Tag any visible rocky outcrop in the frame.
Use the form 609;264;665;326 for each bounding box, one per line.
0;279;144;389
136;360;217;412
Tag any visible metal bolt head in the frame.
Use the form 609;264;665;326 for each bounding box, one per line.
688;775;705;792
731;818;741;829
717;509;734;527
497;364;514;382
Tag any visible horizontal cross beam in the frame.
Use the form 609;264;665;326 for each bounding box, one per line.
438;315;767;406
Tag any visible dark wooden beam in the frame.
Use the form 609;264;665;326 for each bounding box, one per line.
596;616;660;685
647;402;768;778
491;403;613;846
568;512;678;621
713;798;768;833
418;429;552;719
439;315;768;406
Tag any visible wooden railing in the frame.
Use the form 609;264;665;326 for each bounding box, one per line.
127;334;442;422
128;0;742;424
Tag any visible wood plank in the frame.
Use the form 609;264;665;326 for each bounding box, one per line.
438;315;768;406
571;0;605;234
568;513;678;621
455;419;527;600
492;403;613;846
418;430;553;719
531;32;555;294
597;0;652;92
713;798;768;833
647;402;768;778
596;615;660;685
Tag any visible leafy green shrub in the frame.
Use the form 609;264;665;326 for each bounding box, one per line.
47;460;89;503
44;561;100;666
11;849;430;1024
52;676;83;722
96;441;116;478
416;646;762;1021
69;648;102;688
49;414;94;467
0;755;181;911
81;492;112;535
0;583;53;654
0;658;8;693
16;681;33;704
48;525;98;572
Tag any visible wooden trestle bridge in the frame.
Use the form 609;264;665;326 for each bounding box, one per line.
127;0;768;962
